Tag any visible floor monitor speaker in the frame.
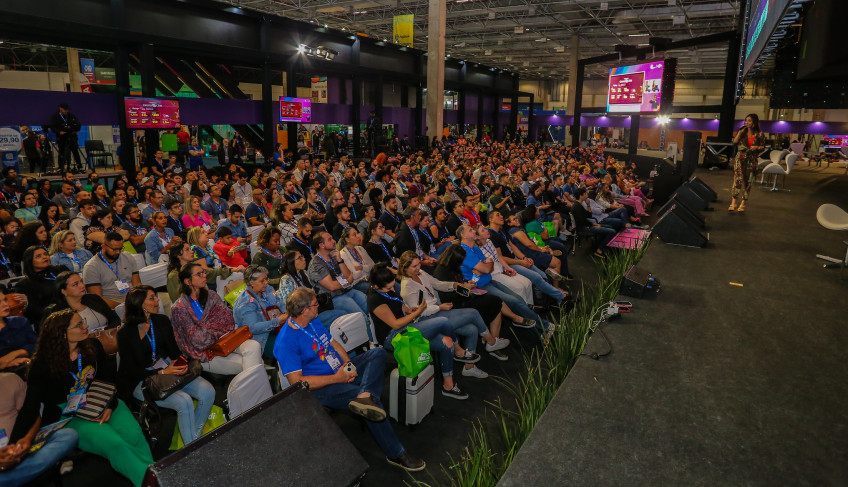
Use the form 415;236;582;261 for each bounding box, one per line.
653;203;709;247
620;265;660;298
143;383;369;487
670;182;710;211
657;195;706;227
688;177;718;202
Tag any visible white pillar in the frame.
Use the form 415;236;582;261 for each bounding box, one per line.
66;48;82;93
426;0;446;140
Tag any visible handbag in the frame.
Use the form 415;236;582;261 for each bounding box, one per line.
206;326;252;358
391;326;432;378
74;380;117;421
142;359;203;401
89;326;122;357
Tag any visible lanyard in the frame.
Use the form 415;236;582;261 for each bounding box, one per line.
488;227;509;246
420;227;432;245
346;247;363;265
287;318;327;357
145;320;157;362
189;297;203;320
23;207;38;218
254;203;267;217
156;228;170;243
66;251;81;270
350;206;357;220
69;354;83;385
260;247;282;260
371;239;391;259
65;196;74;207
376;290;404;304
0;250;9;269
169;215;183;232
315;253;338;277
114;213;124;224
292;236;310;253
285;193;299;203
407;223;419;246
125;221;144;234
99;252;121;279
384;210;399;225
211;198;222;213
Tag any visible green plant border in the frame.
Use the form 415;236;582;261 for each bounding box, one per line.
409;244;651;487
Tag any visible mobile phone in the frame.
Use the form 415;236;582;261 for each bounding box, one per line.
343;362;356;373
418;290;424;305
173;356;187;368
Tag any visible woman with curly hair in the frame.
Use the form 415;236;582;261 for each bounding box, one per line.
10;309;153;486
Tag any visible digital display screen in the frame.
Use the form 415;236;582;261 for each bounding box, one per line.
607;61;666;113
822;135;848;148
279;97;312;123
743;0;792;75
124;98;181;129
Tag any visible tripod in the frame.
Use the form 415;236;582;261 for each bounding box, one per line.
56;137;88;174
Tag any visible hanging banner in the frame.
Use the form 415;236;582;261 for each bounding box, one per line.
80;58;96;84
310;77;328;104
0;126;22;170
77;73;93;93
393;14;414;47
95;67;116;85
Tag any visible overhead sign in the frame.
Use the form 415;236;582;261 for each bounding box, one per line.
80;58;95;84
310;76;328;104
393;14;414;47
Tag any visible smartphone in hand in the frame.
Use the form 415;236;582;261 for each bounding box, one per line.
173;356;188;368
418;290;424;306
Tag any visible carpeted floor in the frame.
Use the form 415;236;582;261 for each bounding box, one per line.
497;162;848;486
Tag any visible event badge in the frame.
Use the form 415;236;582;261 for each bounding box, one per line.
115;279;130;294
265;306;282;320
152;357;168;370
391;257;399;268
202;224;211;232
336;274;349;287
0;428;8;448
63;390;86;415
326;352;341;371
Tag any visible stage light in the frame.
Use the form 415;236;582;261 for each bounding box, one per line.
656;115;671;125
297;44;306;54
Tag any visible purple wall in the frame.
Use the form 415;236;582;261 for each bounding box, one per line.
179;98;261;125
0;88;118;125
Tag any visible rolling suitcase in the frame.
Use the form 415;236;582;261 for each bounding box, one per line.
389;364;434;426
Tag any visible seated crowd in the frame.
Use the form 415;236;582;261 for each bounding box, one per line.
0;139;651;485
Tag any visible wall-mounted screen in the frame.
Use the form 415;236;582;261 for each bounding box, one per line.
279;97;312;123
822;135;848;148
124;98;181;129
743;0;793;76
606;59;676;114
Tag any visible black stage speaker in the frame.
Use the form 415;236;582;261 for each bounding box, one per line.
657;194;706;227
620;265;660;298
653;203;709;247
143;383;369;487
680;131;702;179
687;176;718;202
669;182;710;211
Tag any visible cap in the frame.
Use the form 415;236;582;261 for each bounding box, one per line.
141;177;151;184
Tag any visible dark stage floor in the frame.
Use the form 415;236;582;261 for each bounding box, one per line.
498;163;848;486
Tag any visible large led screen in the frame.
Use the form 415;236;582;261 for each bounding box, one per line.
279;97;312;123
606;61;672;114
124;98;181;129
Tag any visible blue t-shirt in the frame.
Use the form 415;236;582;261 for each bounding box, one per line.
459;243;491;287
274;318;340;377
218;218;247;239
245;202;269;224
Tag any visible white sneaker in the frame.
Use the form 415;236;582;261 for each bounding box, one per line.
462;366;489;379
485;337;510;352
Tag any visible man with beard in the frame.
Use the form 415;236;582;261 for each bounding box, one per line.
120;203;151;255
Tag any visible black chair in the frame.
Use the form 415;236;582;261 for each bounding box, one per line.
84;140;114;168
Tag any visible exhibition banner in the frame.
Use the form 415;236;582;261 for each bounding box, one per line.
0;126;22;170
393;15;414;47
80;58;96;84
310;77;328;104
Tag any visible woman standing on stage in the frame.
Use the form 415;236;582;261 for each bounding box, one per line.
729;113;766;213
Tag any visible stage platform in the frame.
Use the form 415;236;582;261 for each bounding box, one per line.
498;163;848;486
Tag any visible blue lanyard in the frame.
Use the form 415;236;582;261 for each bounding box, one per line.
285;193;299;203
69;354;83;386
66;251;81;269
155;228;170;243
245;288;269;308
315;253;338;276
376;290;404;304
287;318;325;355
420;227;432;245
255;203;267;217
99;252;120;279
189;298;203;320
65;197;74;207
113;213;124;224
293;236;310;253
211;199;222;213
23;207;38;218
0;250;9;269
169;215;183;232
145;320;157;362
371;239;391;259
43;271;57;281
407;223;419;245
98;199;108;208
350;206;357;220
125;221;144;234
260;247;282;260
384;210;399;225
488;227;509;245
346;247;363;265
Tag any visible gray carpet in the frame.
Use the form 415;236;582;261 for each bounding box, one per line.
498;163;848;487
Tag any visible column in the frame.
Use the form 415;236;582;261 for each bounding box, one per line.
66;48;82;93
476;91;484;141
566;35;581;147
426;0;446;140
139;44;159;162
261;62;275;159
351;38;362;156
528;94;535;142
286;67;298;153
114;44;136;181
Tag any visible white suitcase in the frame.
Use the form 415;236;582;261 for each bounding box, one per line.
389;365;434;426
328;312;374;353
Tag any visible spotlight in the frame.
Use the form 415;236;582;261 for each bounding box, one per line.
297;44;306;54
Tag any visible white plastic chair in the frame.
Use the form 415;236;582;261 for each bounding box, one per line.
138;262;168;288
815;204;848;278
226;364;273;419
758;149;788;181
761;153;797;191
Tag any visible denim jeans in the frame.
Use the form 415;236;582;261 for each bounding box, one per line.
586;225;618;250
431;240;452;258
513;264;564;302
481;280;545;334
0;429;79;487
429;308;488;353
384;316;456;377
133;376;215;444
310;348;405;459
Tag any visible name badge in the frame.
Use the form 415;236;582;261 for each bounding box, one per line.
326;353;341;371
63;390;86;415
152;357;169;370
115;279;130;293
390;258;399;268
0;428;8;448
265;306;282;320
336;275;350;287
202;224;211;232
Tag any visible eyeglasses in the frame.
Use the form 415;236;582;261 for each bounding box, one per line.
307;301;319;309
295;255;305;261
104;244;123;252
69;320;87;330
193;270;207;278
